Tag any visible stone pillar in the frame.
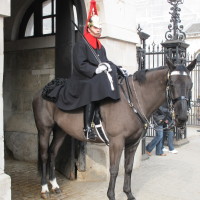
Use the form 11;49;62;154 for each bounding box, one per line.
79;0;140;181
0;0;11;199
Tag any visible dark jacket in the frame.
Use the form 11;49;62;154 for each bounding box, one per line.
53;37;120;111
153;104;173;127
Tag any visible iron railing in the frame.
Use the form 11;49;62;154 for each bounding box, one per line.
187;56;200;126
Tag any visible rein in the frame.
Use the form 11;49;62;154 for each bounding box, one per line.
119;75;152;146
119;76;151;129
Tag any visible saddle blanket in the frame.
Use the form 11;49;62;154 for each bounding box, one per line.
42;78;109;145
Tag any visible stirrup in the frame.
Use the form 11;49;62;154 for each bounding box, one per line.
84;127;97;141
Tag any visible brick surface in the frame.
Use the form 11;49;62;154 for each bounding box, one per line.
5;134;200;200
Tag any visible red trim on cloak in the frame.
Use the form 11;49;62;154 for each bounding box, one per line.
84;32;102;49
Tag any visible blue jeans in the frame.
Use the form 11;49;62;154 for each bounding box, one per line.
146;125;164;155
163;129;175;151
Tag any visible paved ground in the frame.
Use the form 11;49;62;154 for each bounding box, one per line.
5;133;200;200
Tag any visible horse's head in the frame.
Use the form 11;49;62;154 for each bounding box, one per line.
166;58;196;128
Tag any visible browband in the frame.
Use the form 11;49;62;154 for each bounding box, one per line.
170;71;188;76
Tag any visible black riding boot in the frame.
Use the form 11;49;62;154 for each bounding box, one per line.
84;103;96;140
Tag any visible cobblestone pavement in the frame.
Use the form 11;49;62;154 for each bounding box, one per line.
5;134;200;200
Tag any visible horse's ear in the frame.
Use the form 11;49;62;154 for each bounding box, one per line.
187;59;197;71
166;57;176;71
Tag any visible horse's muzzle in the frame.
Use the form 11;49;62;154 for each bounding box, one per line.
174;100;189;128
175;118;187;128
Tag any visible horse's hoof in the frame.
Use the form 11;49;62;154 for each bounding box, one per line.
41;192;50;199
127;194;136;200
52;187;61;194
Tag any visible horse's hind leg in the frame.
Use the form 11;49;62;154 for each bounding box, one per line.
49;126;66;193
123;143;139;200
107;138;124;200
38;127;52;198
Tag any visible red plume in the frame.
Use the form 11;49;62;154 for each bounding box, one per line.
84;0;98;33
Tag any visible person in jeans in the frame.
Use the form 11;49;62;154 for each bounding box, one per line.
162;110;178;154
146;106;167;156
146;103;178;156
162;129;178;154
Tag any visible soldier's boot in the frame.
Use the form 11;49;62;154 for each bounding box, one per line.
83;103;97;140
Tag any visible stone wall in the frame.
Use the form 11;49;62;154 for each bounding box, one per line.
4;47;55;161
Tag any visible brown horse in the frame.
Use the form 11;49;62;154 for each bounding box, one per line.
32;59;196;200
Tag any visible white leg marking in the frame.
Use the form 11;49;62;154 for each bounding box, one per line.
50;178;60;190
41;184;49;193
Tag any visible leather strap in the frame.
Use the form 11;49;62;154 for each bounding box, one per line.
119;76;148;127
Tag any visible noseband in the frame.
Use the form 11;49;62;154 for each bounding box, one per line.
167;70;191;114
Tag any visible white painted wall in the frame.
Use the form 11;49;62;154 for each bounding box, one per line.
0;1;11;199
85;0;140;73
0;0;11;16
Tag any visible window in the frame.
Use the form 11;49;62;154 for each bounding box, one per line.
19;0;56;38
73;5;78;30
25;14;34;37
19;0;81;39
42;0;56;35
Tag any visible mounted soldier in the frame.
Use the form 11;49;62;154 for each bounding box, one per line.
42;0;126;140
70;0;121;140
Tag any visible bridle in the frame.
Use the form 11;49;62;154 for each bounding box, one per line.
120;67;192;130
166;70;192;119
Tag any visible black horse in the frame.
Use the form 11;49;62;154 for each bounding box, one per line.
32;59;196;200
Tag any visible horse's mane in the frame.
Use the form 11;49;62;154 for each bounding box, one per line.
133;66;167;84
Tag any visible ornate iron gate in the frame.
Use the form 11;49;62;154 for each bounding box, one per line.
137;0;200;155
187;56;200;126
138;43;200;155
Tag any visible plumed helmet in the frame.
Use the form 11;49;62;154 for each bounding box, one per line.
88;15;102;29
85;0;102;32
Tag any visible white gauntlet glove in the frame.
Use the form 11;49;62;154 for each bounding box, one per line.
95;65;107;74
99;62;112;72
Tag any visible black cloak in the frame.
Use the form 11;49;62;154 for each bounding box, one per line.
43;37;120;111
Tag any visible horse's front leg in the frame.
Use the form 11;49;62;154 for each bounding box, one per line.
123;143;139;200
107;138;124;200
49;127;66;193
